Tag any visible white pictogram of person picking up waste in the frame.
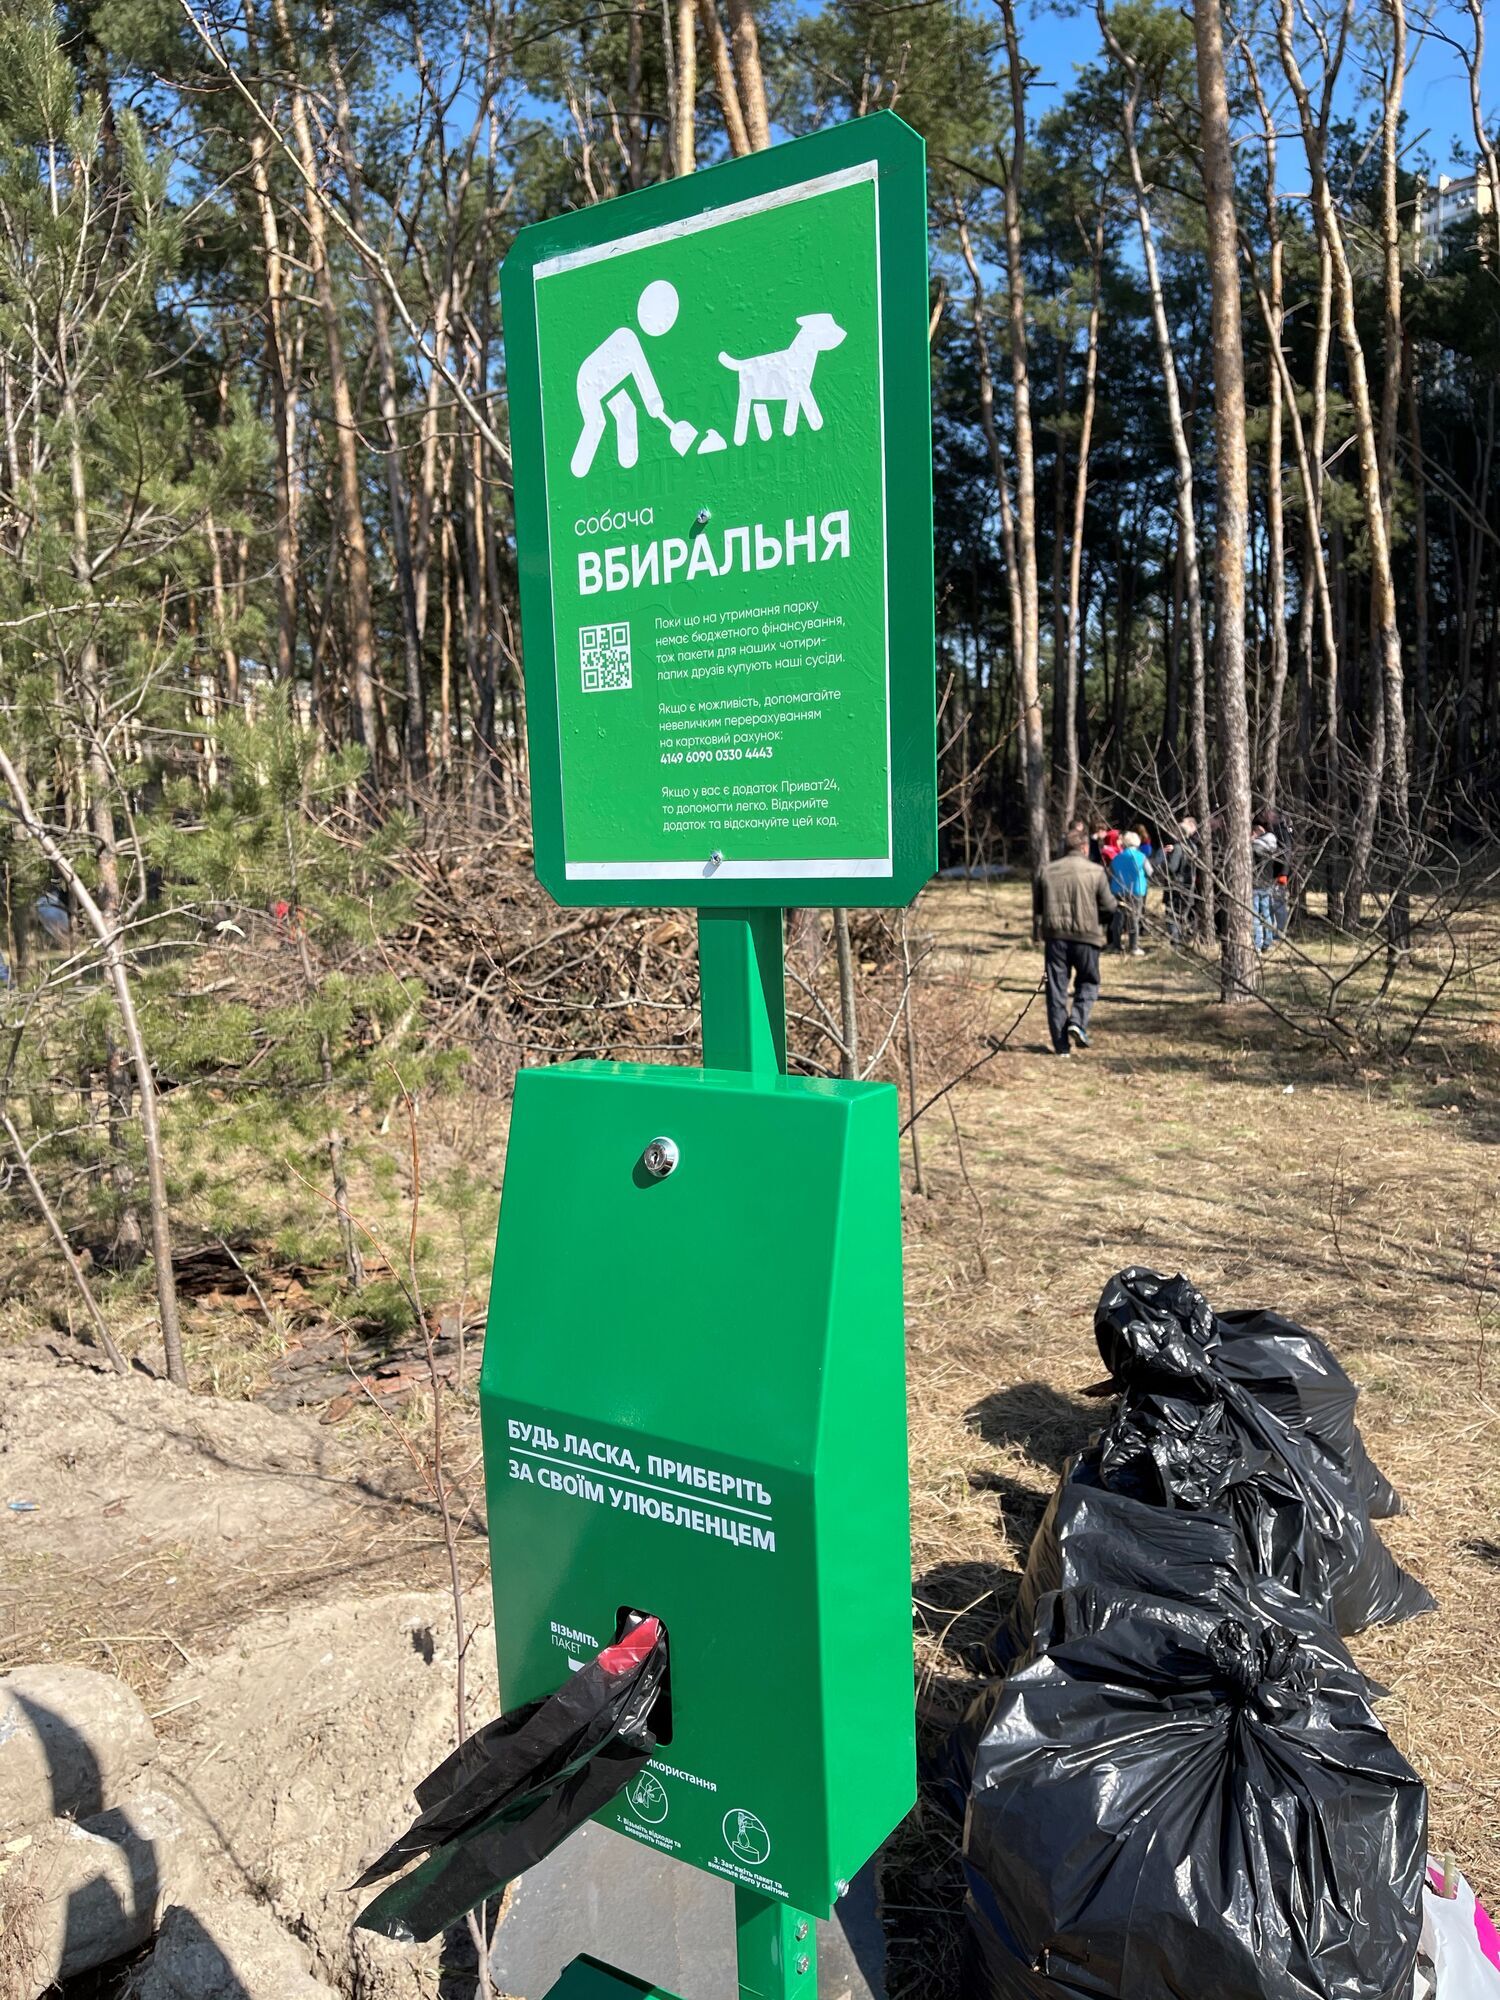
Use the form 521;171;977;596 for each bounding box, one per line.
569;281;848;476
571;280;702;477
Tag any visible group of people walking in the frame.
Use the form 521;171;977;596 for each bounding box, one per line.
1033;809;1290;1056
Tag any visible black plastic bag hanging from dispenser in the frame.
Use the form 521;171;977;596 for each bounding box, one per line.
963;1586;1427;2000
354;1614;668;1942
1093;1269;1432;1631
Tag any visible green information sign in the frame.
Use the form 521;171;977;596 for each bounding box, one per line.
503;115;935;908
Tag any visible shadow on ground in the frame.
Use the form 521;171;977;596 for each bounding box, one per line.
965;1380;1099;1472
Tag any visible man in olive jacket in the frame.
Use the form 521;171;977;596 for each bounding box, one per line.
1033;825;1116;1055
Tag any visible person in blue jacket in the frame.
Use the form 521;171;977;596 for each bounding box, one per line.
1109;831;1150;955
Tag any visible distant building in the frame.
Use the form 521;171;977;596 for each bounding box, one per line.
1415;169;1495;267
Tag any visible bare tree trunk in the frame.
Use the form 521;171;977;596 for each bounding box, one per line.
1377;0;1410;943
0;744;185;1386
205;507;240;707
1051;336;1069;793
96;854;141;1271
998;0;1050;884
247;117;298;685
1247;57;1288;810
625;0;646;185
955;210;1027;869
1278;0;1409;935
723;0;770;150
59;349;145;1276
1346;647;1386;930
1246;264;1339;797
324;14;428;785
1060;199;1104;832
1194;0;1256;1000
696;0;751;156
899;914;925;1195
1110;518;1141;762
1377;0;1406;505
272;0;382;769
408;22;467;658
675;0;697;174
1162;525;1184;781
412;292;450;644
438;508;456;783
1462;0;1500;267
460;409;498;814
1098;11;1213;924
1404;336;1430;777
1308;233;1338;898
1457;387;1493;771
477;283;512;803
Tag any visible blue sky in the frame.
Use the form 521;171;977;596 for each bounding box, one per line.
402;0;1496;202
1009;0;1496;185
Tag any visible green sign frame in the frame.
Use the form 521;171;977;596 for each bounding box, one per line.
502;114;936;910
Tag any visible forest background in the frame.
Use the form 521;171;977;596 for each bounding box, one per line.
0;0;1497;1385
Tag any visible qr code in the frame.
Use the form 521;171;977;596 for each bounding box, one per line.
580;622;632;693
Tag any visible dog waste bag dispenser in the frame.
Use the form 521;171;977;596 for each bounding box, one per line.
485;113;937;2000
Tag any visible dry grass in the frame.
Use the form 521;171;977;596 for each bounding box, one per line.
884;879;1500;1994
0;1866;46;2000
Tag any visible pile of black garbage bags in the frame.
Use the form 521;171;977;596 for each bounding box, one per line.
948;1267;1436;2000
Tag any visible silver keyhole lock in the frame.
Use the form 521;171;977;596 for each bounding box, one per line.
642;1136;680;1180
694;506;712;528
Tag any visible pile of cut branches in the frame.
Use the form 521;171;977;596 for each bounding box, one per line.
373;814;970;1091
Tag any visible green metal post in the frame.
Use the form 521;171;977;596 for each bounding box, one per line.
699;907;815;1998
734;1884;818;2000
698;907;787;1076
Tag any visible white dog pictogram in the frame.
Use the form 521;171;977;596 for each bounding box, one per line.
718;313;848;446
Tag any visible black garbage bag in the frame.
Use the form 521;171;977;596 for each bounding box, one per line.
1094;1270;1432;1632
963;1587;1427;2000
354;1614;668;1942
1096;1269;1402;1515
981;1447;1249;1674
1215;1306;1402;1518
931;1462;1248;1818
948;1457;1352;1815
1097;1392;1332;1607
1093;1266;1222;1390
